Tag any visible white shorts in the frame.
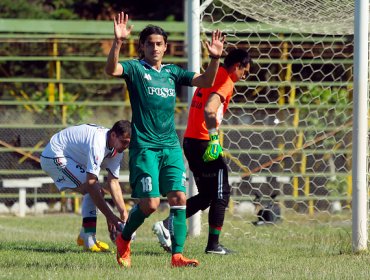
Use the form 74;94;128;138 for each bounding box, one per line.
40;156;87;191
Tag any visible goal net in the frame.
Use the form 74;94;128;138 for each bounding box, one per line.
200;0;365;228
207;0;356;35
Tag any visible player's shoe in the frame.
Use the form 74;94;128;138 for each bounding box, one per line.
205;244;233;255
76;234;110;252
171;253;199;267
152;221;172;252
116;234;131;268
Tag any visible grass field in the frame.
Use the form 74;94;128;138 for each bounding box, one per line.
1;211;370;280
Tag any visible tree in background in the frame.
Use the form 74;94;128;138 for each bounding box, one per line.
0;0;184;20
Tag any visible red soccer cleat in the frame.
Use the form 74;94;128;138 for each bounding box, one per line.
171;253;199;267
116;234;131;268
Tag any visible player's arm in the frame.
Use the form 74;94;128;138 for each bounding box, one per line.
105;11;133;77
105;171;128;222
204;93;223;129
191;30;225;88
84;173;122;228
203;93;224;162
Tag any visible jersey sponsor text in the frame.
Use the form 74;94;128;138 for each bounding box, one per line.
148;87;175;98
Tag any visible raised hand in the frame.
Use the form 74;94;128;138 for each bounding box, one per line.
114;11;134;41
204;29;226;58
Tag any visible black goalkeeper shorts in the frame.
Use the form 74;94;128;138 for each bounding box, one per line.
183;137;230;199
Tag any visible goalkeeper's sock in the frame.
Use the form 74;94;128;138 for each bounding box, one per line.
122;204;148;241
207;225;222;248
169;206;187;254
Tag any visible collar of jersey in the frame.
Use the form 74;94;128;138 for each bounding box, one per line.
140;59;166;73
105;131;115;158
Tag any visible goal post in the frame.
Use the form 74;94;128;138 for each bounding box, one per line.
186;0;202;236
352;0;369;252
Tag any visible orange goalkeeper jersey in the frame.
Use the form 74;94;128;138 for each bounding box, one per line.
184;66;234;140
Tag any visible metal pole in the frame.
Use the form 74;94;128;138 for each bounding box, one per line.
352;0;369;252
186;0;201;236
19;188;26;217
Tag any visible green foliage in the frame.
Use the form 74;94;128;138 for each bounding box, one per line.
326;177;348;196
0;0;48;19
0;0;184;20
299;85;349;105
32;88;93;124
165;15;176;21
0;0;79;20
48;8;78;20
297;86;351;150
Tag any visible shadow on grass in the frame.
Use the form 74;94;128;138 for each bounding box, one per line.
0;241;81;254
131;250;164;256
1;241;166;256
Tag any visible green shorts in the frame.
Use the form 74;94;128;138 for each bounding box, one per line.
129;147;187;198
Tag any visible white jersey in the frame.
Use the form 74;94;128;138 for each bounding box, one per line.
41;124;123;178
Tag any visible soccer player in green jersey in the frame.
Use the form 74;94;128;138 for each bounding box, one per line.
105;11;225;268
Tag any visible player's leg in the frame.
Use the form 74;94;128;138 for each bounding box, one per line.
155;187;210;248
186;178;212;217
153;139;210;252
40;156;110;252
40;156;84;192
183;138;212;218
76;192;110;252
167;192;187;254
205;158;232;255
116;148;160;268
168;192;198;267
117;199;158;268
161;147;199;267
122;198;158;240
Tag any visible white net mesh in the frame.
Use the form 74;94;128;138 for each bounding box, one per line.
216;0;357;35
200;0;362;227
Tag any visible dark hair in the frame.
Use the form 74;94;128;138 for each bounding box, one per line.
139;25;168;45
224;49;252;68
110;120;131;137
138;25;168;59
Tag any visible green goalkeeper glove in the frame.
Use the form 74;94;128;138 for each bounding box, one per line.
203;129;223;162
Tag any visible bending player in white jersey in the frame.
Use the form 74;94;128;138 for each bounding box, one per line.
40;120;131;252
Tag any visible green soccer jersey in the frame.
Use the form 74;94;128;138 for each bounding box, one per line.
121;59;195;149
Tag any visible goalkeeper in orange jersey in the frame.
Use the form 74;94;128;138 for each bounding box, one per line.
153;48;251;255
